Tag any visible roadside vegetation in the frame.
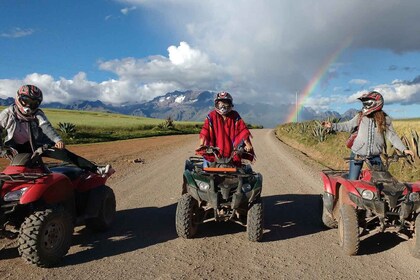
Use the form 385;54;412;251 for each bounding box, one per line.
275;118;420;181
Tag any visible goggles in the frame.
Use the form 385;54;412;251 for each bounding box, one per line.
216;101;231;110
362;100;375;108
20;95;40;109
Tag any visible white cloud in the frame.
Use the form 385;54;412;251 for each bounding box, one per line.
305;95;349;111
347;80;420;105
1;27;34;38
98;42;226;102
0;42;226;105
349;79;369;85
121;6;137;15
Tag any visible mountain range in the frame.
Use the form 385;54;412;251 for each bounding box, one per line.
0;91;358;128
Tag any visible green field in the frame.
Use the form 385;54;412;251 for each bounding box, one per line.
44;108;165;127
0;106;202;144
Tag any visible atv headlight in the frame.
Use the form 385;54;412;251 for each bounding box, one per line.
4;187;29;202
409;192;420;202
361;190;374;200
198;181;210;191
241;183;252;193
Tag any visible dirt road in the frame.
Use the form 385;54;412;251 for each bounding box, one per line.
1;129;419;279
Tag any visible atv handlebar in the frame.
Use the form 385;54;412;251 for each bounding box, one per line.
0;144;53;161
344;154;408;162
344;153;410;170
195;146;220;155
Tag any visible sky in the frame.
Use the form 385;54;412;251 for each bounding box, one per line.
0;0;419;123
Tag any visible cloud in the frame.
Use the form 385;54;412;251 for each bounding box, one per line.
305;95;348;111
121;6;137;15
1;27;34;38
0;42;226;105
1;1;420;111
97;42;226;103
347;76;420;105
118;0;420;105
349;79;369;85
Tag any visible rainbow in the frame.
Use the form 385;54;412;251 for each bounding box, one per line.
286;38;353;123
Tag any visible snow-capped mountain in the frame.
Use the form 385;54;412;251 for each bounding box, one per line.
0;91;357;128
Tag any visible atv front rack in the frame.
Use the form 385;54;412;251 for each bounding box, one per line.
0;173;49;183
203;167;237;173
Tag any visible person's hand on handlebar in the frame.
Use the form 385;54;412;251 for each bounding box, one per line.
244;139;253;152
55;140;65;149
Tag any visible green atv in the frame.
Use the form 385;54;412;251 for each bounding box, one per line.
175;146;264;241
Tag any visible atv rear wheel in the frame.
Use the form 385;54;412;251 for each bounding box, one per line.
321;197;337;229
175;193;199;238
247;198;264;242
409;214;420;258
338;204;359;255
86;185;116;232
18;208;73;267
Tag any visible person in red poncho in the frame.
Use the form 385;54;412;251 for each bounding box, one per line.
198;91;255;166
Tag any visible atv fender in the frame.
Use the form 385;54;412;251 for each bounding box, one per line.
338;184;357;207
183;170;201;202
320;172;336;195
20;173;74;205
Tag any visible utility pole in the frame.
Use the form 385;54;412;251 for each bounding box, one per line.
295;91;298;123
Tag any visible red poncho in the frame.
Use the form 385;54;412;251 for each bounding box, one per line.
199;110;255;164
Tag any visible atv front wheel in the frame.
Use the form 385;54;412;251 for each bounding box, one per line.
86;185;116;232
338;204;359;255
175;193;199;238
18;208;73;267
247;199;264;242
409;214;420;258
321;197;337;229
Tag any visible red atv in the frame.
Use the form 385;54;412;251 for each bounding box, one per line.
321;153;420;257
0;146;116;267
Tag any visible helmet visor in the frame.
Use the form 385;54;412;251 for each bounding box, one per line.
19;95;40;109
216;101;232;110
362;100;375;109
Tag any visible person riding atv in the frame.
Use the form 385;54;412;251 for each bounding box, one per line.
0;84;114;176
322;91;414;180
175;91;263;242
198;91;255;165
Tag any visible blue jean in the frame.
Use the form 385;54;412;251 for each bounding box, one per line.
348;152;383;180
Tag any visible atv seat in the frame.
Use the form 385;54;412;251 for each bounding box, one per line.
50;166;85;181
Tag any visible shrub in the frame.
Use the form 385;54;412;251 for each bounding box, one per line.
58;122;76;138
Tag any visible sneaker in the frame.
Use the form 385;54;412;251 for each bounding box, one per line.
96;164;115;176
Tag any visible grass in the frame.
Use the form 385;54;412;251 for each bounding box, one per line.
276;118;420;182
0;106;202;144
